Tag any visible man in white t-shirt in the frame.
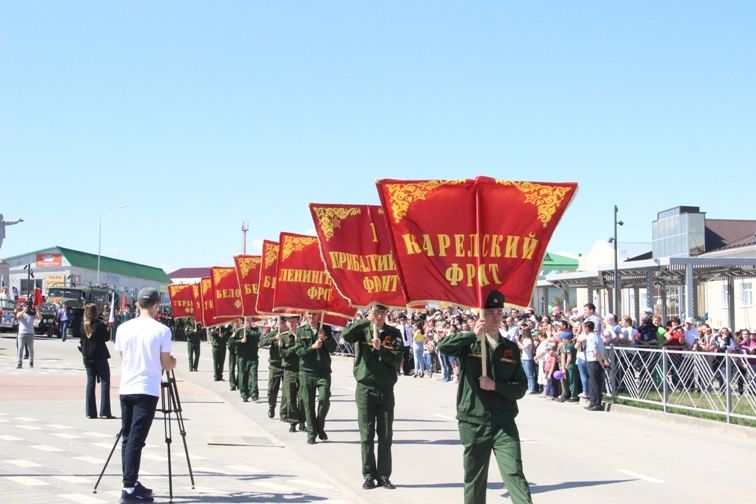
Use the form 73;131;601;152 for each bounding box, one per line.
114;287;175;503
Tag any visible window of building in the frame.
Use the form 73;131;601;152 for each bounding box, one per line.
742;281;753;307
721;283;729;309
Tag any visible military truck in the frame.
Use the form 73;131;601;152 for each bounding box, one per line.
46;286;121;338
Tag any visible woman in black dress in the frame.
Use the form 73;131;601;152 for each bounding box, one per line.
81;303;113;419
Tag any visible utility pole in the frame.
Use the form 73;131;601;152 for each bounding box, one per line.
241;220;249;254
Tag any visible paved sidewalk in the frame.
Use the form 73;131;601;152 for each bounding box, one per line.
0;334;366;503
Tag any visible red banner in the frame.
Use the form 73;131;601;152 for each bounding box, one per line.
272;232;356;319
309;203;407;308
234;255;262;317
376;177;577;308
36;253;62;268
256;240;280;315
201;277;229;327
190;283;203;323
168;284;194;319
211;267;243;319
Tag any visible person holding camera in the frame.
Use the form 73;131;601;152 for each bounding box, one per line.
16;301;36;368
81;303;113;419
114;288;176;503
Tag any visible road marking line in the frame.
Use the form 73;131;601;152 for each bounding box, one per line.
61;493;107;503
617;469;664;483
6;459;43;468
289;478;335;489
18;425;43;431
90;442;115;449
56;476;90;484
7;476;49;486
226;464;264;473
433;413;456;421
46;424;73;429
13;417;39;422
74;456;103;464
194;466;229;474
0;418;8;422
30;444;64;452
0;434;23;441
343;386;355;392
254;481;290;492
52;433;82;439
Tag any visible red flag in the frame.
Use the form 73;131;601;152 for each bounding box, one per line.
200;277;231;327
234;255;262;318
272;232;356;319
190;283;203;323
168;284;195;319
309;203;407;308
376;177;577;308
256;240;280;315
210;266;243;319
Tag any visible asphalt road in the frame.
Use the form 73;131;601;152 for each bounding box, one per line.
1;333;754;503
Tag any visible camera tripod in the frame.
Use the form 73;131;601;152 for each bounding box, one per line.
93;369;195;503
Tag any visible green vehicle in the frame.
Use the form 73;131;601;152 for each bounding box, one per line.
46;286;121;338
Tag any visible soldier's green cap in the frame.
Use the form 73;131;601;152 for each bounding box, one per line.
483;290;505;309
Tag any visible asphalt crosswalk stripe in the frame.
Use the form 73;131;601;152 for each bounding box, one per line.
89;432;115;438
52;433;83;439
91;442;115;449
253;481;290;492
55;476;90;484
61;493;107;503
74;456;103;464
0;434;23;441
47;424;73;429
7;476;49;486
13;417;39;422
18;425;43;430
31;444;64;452
142;453;167;461
6;459;43;468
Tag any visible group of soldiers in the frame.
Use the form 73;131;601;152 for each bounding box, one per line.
174;297;533;503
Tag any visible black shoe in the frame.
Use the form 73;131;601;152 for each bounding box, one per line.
119;489;154;503
87;415;97;419
289;424;297;433
318;430;328;441
16;363;21;369
251;396;259;401
135;482;153;496
29;361;33;368
231;386;237;391
307;436;316;444
100;415;116;419
362;478;376;490
243;396;249;402
268;407;275;419
378;477;395;489
585;405;603;411
298;422;307;432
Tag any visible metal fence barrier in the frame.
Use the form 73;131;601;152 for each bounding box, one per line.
607;346;756;424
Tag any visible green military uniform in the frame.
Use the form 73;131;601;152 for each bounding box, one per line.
210;327;228;381
260;327;286;420
236;325;261;402
437;330;532;504
186;322;202;372
559;336;579;400
295;323;337;443
226;325;239;390
341;318;403;484
174;319;186;342
279;328;305;431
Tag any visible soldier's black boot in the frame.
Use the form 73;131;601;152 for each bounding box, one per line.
267;407;275;419
362;478;376;490
289;424;297;433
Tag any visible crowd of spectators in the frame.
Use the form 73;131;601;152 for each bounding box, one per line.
347;302;756;404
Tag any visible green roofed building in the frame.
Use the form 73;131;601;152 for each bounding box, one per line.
1;246;170;302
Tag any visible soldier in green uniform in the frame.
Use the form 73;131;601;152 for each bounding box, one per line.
436;291;532;504
227;321;239;391
186;319;202;372
341;304;403;490
236;318;261;402
210;326;227;381
279;314;306;433
295;312;336;444
557;320;579;402
260;317;287;420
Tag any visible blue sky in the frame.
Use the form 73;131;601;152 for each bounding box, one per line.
2;1;755;274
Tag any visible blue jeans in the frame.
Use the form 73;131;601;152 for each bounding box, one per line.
522;359;536;392
413;342;426;375
60;320;69;341
438;352;451;381
120;394;159;487
578;358;589;397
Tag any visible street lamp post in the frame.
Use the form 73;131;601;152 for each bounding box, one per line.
613;205;624;315
98;205;127;285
